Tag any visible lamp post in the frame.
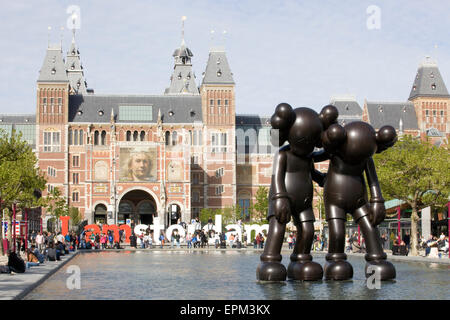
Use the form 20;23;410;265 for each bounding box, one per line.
12;203;16;253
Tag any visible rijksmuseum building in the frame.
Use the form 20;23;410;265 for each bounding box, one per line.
1;30;448;229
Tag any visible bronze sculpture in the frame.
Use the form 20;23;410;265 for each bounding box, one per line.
256;103;338;281
321;121;397;281
257;103;397;282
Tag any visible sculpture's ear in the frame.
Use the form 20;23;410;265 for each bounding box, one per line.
270;103;295;147
376;125;397;153
319;105;339;130
322;123;346;152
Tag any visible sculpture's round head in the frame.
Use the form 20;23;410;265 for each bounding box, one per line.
270;103;338;156
322;121;397;163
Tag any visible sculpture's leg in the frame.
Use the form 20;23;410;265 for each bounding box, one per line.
257;216;287;281
324;205;353;280
354;205;396;281
288;209;323;281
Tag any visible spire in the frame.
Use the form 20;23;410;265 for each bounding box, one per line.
65;23;87;95
165;16;199;95
37;42;68;83
408;56;449;100
201;48;235;85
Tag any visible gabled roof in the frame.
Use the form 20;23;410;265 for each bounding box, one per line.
68;94;202;123
408;57;449;100
329;98;363;117
66;35;87;94
202;49;235;85
366;101;418;130
37;45;69;83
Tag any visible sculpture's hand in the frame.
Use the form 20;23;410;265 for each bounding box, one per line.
274;198;291;224
369;200;385;226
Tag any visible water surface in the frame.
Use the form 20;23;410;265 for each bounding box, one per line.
24;250;450;300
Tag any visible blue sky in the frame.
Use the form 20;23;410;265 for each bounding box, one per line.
1;0;450;116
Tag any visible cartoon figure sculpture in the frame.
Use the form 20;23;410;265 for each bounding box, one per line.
321;121;397;280
256;103;338;281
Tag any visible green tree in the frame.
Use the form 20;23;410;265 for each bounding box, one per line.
251;186;269;223
373;135;450;256
68;207;82;231
199;208;215;225
44;187;68;232
0;129;47;242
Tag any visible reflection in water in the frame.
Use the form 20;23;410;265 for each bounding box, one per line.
24;251;450;300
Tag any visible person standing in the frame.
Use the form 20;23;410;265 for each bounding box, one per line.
35;232;44;254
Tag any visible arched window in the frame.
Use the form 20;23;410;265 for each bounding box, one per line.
245;136;250;155
73;129;79;145
79;130;83;145
140;131;145;141
94;131;99;145
165;131;170;146
172;131;177;146
133;131;138;141
101;130;106;145
126;131;131;141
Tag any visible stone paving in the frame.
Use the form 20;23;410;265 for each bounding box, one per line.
0;251;78;300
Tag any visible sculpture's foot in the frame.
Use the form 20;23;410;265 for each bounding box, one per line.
256;261;287;281
288;254;323;281
365;253;396;280
324;253;353;281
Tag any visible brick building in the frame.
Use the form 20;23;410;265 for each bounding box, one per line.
0;29;448;230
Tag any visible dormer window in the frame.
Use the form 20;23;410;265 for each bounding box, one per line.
430;72;434;78
431;83;436;90
217;69;222;77
177;73;182;80
190;110;195;117
98;110;104;116
51;68;56;75
413;86;416;91
187;73;191;80
77;110;83;116
168;110;174;117
71;63;75;70
378;106;383;113
402;106;407;113
345;104;349;111
217;58;221;65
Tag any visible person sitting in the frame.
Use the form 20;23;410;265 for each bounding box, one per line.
31;245;45;263
26;249;40;269
8;251;26;273
46;242;61;261
56;241;66;256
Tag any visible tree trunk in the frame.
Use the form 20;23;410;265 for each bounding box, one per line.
410;205;419;256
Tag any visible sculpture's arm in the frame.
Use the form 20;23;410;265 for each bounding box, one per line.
365;157;385;226
271;150;291;224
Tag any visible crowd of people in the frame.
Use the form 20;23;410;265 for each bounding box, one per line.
0;230;78;274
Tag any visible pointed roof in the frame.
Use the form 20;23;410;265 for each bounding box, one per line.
202;48;235;85
365;101;418;130
65;32;87;94
37;44;69;83
408;56;449;100
165;39;199;95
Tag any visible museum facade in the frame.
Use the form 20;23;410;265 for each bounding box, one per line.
0;29;448;230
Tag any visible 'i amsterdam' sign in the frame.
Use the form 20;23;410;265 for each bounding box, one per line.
59;215;269;244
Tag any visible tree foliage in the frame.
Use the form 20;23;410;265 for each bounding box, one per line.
373;135;450;255
251;186;269;223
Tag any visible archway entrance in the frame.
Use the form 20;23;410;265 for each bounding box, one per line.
118;189;156;227
94;204;107;224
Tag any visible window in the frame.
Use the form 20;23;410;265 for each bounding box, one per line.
431;83;436;90
425;110;429;116
215;185;224;195
133;131;138;141
211;132;227;153
43;98;47;105
50;98;54;105
47;184;55;193
165;131;170;146
72;191;79;202
140;131;145;141
43;131;60;152
192;173;199;185
119;105;153;121
73;129;79;145
94;131;99;145
172;131;178;146
72;173;79;184
126;131;131;141
209;99;214;106
47;167;56;177
101;130;106;145
72;155;80;167
215;167;224;178
79;130;83;145
191;155;199;165
238;199;251;220
192;191;200;203
58;97;62;105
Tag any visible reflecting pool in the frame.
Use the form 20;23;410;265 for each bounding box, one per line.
24;250;450;300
